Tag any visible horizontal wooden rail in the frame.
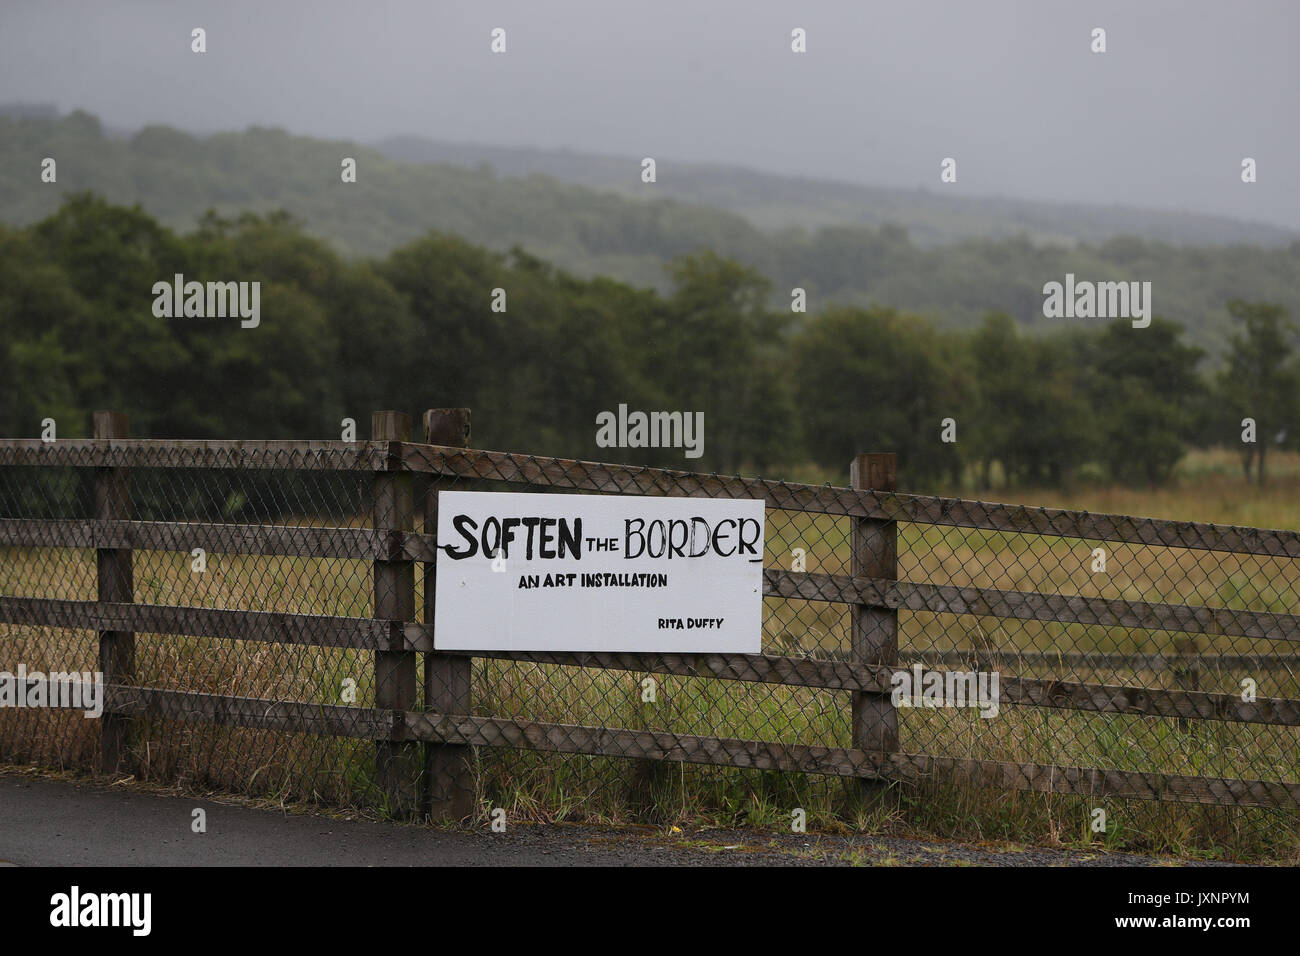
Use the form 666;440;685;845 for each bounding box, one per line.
0;517;438;561
6;595;1297;725
0;439;390;471
464;649;871;691
913;650;1300;671
9;678;1295;807
764;569;1300;644
5;437;1300;555
403;712;1300;809
886;497;1300;558
2;680;395;739
463;649;1300;727
0;596;393;650
911;754;1300;808
404;710;882;775
105;685;396;739
997;674;1300;726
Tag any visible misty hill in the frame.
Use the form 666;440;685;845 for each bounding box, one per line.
2;109;1299;356
375;135;1299;248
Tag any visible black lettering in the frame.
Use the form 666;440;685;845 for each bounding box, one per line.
520;516;541;558
667;519;688;558
711;518;736;557
560;518;582;559
500;517;520;559
647;519;666;558
538;518;557;559
738;517;762;557
481;517;502;560
625;518;646;559
689;517;710;557
446;514;479;559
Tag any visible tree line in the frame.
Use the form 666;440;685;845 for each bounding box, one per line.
4;111;1300;359
1;194;1296;490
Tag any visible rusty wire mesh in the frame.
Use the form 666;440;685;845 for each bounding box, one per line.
1;439;1298;854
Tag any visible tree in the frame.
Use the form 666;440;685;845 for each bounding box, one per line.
1217;301;1298;484
28;193;188;434
967;313;1027;489
966;316;1096;489
381;232;513;407
1007;333;1096;487
792;306;966;486
1088;318;1204;485
655;252;792;473
0;226;84;437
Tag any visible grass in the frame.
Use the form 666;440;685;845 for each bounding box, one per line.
2;450;1300;861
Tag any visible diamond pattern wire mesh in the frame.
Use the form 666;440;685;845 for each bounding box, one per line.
1;439;1298;853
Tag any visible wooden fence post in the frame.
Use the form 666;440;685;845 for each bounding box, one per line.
94;410;134;774
850;453;899;796
421;408;474;820
371;410;419;814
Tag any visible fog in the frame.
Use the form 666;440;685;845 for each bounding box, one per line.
1;0;1296;229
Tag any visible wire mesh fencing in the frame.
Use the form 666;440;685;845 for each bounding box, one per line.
1;423;1298;857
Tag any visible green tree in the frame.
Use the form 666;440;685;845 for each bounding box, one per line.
967;313;1027;489
964;316;1096;489
1087;318;1204;485
654;252;793;473
1216;301;1298;484
792;306;964;486
1007;333;1096;487
0;226;84;437
28;193;188;434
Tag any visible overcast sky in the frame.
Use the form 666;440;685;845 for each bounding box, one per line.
2;0;1296;230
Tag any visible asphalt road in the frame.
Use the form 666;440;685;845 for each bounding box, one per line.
0;771;1227;866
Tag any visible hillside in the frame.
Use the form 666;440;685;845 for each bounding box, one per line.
3;109;1299;356
376;134;1300;248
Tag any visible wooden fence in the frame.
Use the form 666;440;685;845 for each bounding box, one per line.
1;408;1299;817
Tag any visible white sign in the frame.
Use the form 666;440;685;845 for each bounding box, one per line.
433;491;765;653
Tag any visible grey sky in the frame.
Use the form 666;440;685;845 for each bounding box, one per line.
2;0;1296;231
